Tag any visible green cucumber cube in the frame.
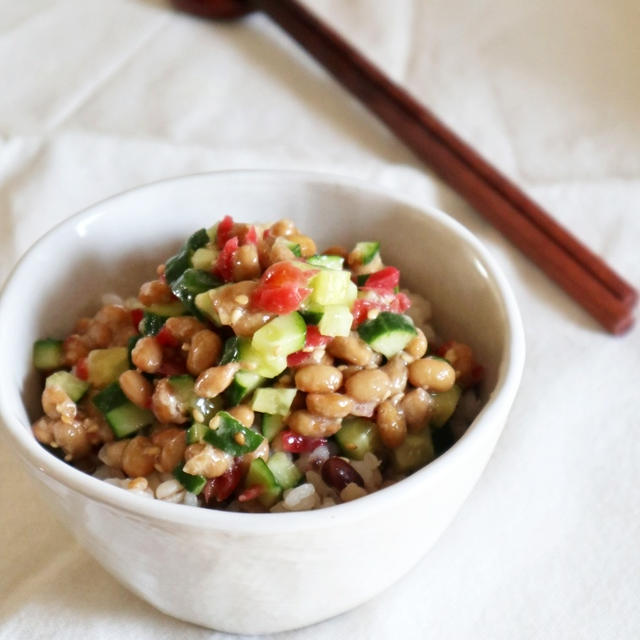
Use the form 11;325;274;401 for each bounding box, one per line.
105;402;154;439
203;411;264;456
352;241;380;265
194;291;220;325
309;270;353;306
267;451;302;489
335;417;382;460
430;385;462;428
45;371;89;402
143;301;186;317
191;247;217;271
226;370;264;406
186;422;209;445
251;388;297;416
87;347;129;388
33;339;64;371
238;339;288;379
318;305;353;337
245;458;282;508
357;312;417;358
173;463;206;495
306;254;344;270
251;312;306;358
392;432;435;473
261;413;284;441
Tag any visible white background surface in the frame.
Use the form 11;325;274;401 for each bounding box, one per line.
1;1;638;638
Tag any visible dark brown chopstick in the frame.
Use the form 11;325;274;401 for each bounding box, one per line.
173;0;637;334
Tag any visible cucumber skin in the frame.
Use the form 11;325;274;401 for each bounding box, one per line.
251;312;307;358
203;411;264;456
245;458;282;508
165;228;209;284
392;432;435;473
105;403;154;439
170;268;222;317
251;388;297;416
357;312;417;358
92;382;128;414
335;417;382;460
430;385;462;428
261;413;284;442
267;452;302;489
45;371;89;403
354;241;380;265
219;336;241;364
33;339;64;371
225;370;264;406
173;463;206;495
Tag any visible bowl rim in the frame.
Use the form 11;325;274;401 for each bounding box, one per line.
0;168;525;534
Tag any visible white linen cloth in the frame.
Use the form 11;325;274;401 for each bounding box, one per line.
1;1;638;637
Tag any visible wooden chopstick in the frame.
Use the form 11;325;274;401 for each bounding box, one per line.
252;0;636;333
173;0;637;333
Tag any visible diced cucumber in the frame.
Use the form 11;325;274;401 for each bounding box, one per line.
309;269;353;306
245;458;282;508
226;370;264;406
92;382;154;438
144;301;186;317
203;411;264;456
45;371;89;402
106;403;155;439
307;254;344;270
206;223;218;242
430;385;462;428
87;347;129;388
164;228;210;285
173;463;206;495
357;312;417;358
191;247;217;271
318;305;352;337
352;241;380;265
33;339;64;371
251;388;297;416
168;374;196;406
335;417;382;460
170;268;221;317
194;291;220;325
192;395;225;424
140;312;166;336
392;431;435;473
273;236;301;257
251;312;306;358
267;451;302;489
186;422;209;445
92;382;128;414
238;339;287;379
261;413;284;441
219;336;240;364
299;309;323;325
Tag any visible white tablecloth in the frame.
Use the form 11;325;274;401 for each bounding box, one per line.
1;1;638;638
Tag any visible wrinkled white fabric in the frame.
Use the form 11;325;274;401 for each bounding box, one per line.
0;1;638;638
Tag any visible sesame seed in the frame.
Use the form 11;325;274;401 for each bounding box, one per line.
235;294;249;305
234;432;246;446
193;409;205;423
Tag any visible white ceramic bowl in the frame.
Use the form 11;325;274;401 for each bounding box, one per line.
0;171;524;634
